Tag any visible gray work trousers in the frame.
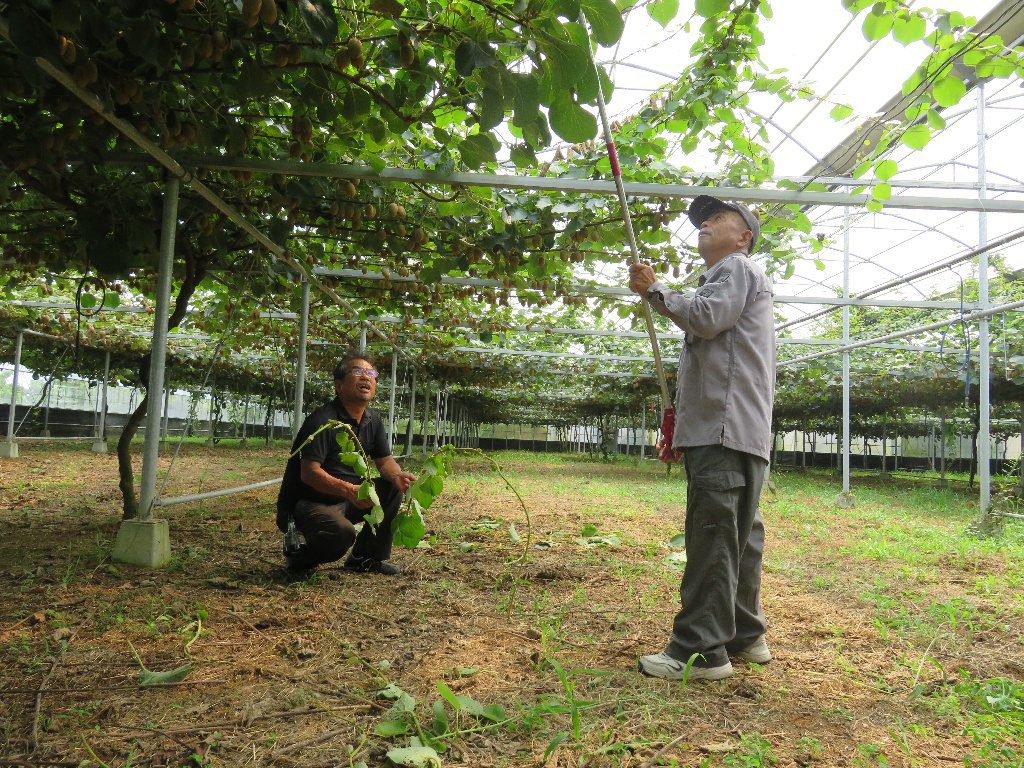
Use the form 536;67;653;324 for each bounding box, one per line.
666;444;767;668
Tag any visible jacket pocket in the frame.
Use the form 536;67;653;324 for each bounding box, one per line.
693;470;746;492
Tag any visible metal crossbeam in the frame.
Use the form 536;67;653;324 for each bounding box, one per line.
313;268;976;309
105;152;1024;214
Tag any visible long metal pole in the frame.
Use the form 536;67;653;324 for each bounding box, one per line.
241;394;249;442
584;30;670;411
138;177;180;519
434;387;442;451
842;210;851;495
421;381;430;454
388;352;397;446
640;400;647;459
6;330;23;445
978;85;991;514
292;278;310;440
161;387;171;442
359;327;367;355
405;368;417;456
43;374;52;436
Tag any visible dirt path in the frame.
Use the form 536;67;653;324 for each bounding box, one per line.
1;445;1021;767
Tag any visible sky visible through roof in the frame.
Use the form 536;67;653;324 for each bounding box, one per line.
594;1;1024;330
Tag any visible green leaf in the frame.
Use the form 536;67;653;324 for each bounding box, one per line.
481;703;507;721
866;199;884;213
411;483;434;509
874;159;897;181
580;523;599;537
548;93;597;143
479;86;504;131
926;109;946;130
900;123;931;150
296;0;339;44
375;719;412;736
427;474;443;495
892;13;926;45
695;0;730;17
137;662;193;687
436;680;461;711
459;133;497;169
871;183;892;201
829;104;853;120
932;75;966;108
508;523;520;544
581;0;624;46
79;293;98;309
647;0;679;27
430;699;449;735
668;533;686;548
385;745;441;768
454;39;496;77
862;11;894;41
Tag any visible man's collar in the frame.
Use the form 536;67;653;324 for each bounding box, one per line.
697;251;744;284
333;398;367;424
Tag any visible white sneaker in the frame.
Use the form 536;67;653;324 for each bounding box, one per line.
734;636;772;664
638;652;733;681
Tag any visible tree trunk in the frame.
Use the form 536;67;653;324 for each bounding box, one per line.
117;255;206;520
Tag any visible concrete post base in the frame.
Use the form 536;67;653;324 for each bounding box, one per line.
937;479;949;488
0;441;19;458
91;440;108;454
112;519;171;567
42;430;51;437
835;491;856;509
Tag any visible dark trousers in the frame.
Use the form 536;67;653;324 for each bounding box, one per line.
666;444;767;668
289;478;402;568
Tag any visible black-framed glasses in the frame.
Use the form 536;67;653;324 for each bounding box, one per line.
349;367;379;379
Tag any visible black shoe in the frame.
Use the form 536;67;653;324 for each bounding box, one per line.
285;554;315;576
344;555;401;575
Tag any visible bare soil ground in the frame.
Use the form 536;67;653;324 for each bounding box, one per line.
1;443;1022;768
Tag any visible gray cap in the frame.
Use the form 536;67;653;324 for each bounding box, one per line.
687;194;760;253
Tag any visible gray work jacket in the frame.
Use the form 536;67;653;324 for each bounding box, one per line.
646;252;776;461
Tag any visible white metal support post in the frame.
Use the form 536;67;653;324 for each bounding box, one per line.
358;327;367;355
388;352;397;446
292;277;310;440
837;210;854;508
113;177;179;567
43;373;52;437
92;350;110;453
434;387;442;451
2;330;23;458
640;399;647;460
405;368;417;456
161;387;171;446
977;85;991;514
421;381;430;455
206;386;216;446
241;394;249;444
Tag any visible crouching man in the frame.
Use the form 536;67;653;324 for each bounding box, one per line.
276;353;415;576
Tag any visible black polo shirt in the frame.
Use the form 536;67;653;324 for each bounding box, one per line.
276;399;392;528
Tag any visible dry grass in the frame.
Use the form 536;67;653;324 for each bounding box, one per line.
1;443;1022;767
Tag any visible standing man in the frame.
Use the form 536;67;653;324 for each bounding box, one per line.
627;195;776;681
276;353;415;576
